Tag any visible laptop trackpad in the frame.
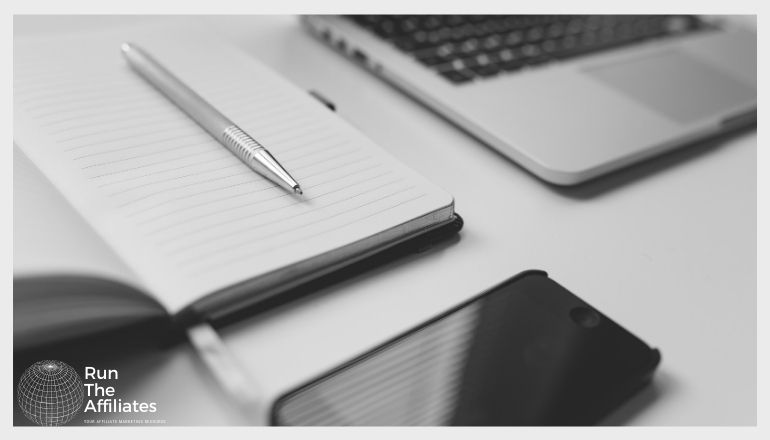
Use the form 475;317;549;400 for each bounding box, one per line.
585;50;755;124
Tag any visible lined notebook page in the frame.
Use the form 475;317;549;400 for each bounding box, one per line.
14;146;140;288
13;21;453;314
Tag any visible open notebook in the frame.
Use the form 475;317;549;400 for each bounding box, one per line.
13;21;456;350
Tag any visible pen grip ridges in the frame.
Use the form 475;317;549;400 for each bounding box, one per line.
222;125;265;165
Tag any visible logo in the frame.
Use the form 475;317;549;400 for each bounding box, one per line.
17;360;84;426
17;361;165;426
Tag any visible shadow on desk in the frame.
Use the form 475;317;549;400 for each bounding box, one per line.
599;369;675;425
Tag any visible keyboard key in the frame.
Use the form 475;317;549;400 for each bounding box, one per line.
482;34;503;50
469;63;501;78
459;38;481;55
526;26;545;43
500;59;526;72
503;30;524;47
439;69;475;84
414;45;459;66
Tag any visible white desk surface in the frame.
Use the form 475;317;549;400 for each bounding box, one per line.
14;15;757;426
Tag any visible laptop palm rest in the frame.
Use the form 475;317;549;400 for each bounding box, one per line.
585;50;755;125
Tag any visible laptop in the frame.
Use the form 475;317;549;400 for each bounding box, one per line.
302;15;756;185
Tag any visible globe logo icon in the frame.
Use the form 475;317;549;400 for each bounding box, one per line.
17;360;84;426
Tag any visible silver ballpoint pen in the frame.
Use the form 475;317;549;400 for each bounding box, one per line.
121;42;302;195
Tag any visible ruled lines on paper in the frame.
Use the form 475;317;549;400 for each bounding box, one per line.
13;28;448;309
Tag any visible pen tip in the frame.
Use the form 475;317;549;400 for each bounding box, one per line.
293;186;303;195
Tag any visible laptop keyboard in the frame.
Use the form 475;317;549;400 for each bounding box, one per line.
347;15;713;84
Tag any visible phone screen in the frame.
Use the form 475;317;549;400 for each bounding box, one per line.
272;271;659;425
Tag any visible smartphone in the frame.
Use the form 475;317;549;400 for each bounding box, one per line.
272;270;660;425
